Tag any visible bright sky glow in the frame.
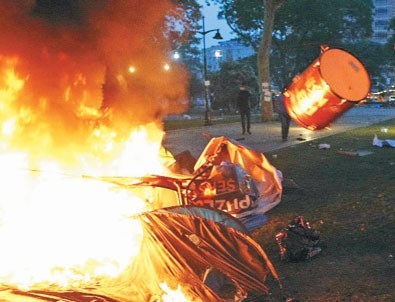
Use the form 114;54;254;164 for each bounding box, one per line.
198;0;234;47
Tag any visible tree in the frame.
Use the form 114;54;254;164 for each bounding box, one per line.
209;56;259;112
209;0;285;121
270;0;374;87
259;0;286;121
208;0;375;118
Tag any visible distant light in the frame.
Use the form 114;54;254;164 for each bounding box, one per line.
128;66;136;73
163;63;171;71
173;51;180;60
214;50;222;58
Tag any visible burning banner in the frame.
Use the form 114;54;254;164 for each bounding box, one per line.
191;136;283;219
0;1;282;301
0;205;280;301
106;136;284;231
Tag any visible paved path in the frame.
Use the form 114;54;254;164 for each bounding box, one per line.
162;106;395;158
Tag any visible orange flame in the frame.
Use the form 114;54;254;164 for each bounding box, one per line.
0;0;192;296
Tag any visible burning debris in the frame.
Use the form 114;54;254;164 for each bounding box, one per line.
0;0;189;175
0;1;282;301
284;46;370;130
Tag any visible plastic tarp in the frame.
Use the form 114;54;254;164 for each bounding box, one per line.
0;206;279;302
373;134;395;148
193;136;283;219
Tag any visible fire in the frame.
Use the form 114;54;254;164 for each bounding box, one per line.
0;0;193;298
0;171;146;290
160;283;194;302
287;79;330;118
0;57;175;291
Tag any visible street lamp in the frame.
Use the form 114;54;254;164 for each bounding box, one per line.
198;16;223;126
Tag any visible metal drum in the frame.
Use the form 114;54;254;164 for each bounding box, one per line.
284;46;370;130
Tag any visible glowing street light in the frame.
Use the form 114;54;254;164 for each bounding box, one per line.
163;63;171;71
197;16;223;126
128;66;136;74
173;51;180;60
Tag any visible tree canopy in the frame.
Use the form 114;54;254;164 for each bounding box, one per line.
210;0;376;89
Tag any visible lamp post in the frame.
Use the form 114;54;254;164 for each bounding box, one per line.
198;16;223;126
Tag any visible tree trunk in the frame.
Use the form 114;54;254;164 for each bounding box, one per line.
258;0;286;121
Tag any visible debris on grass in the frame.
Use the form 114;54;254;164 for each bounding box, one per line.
337;150;373;157
337;150;359;156
275;216;321;262
373;134;395;148
318;143;330;149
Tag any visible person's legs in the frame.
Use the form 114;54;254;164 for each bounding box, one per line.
246;110;251;134
279;114;290;140
284;115;291;138
240;111;246;134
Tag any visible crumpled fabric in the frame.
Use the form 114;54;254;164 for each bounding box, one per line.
373;134;395;148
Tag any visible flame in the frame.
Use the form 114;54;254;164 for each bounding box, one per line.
199;181;217;196
0;52;178;295
290;79;330;118
160;283;194;302
0;0;193;297
0;170;146;290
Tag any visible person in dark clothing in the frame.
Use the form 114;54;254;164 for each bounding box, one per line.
274;92;291;141
236;82;252;135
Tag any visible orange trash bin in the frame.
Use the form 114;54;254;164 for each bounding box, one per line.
284;46;370;130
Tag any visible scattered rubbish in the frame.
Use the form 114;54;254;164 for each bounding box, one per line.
380;127;388;133
337;150;373;157
296;137;306;141
275;216;321;262
318;143;330;149
356;150;373;157
337;150;358;156
272;154;278;159
373;134;395;148
235;137;245;141
201;132;212;138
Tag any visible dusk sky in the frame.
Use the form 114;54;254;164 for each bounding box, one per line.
198;0;234;47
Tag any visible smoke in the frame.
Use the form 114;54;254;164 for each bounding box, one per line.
0;0;189;170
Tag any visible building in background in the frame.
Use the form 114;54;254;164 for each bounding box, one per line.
205;40;254;71
372;0;395;43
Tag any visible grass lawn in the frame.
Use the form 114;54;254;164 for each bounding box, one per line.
253;118;395;301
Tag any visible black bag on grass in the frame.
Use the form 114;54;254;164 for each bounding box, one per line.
275;216;321;262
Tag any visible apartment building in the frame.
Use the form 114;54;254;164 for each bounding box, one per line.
372;0;395;43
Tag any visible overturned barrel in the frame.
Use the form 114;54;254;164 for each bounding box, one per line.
284;46;370;130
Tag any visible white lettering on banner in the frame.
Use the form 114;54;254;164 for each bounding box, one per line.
208;196;252;212
192;195;253;214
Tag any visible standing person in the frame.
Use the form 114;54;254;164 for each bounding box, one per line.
237;82;252;135
274;92;291;141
